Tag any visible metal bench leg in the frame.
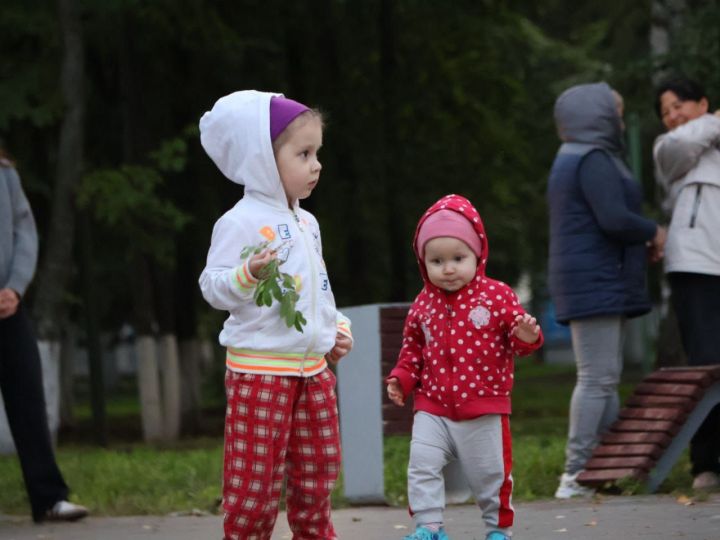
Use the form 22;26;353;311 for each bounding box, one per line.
646;383;720;493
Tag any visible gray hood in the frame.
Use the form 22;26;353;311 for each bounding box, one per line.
554;82;623;154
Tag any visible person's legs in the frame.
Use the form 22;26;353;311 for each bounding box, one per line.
285;369;341;540
453;414;513;537
564;315;625;475
407;412;454;529
222;372;293;540
669;272;720;478
0;305;69;522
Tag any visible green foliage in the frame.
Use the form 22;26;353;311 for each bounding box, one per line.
0;0;703;336
240;242;307;332
662;2;720;108
77;164;189;264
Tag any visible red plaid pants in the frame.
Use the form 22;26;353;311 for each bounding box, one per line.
223;368;341;540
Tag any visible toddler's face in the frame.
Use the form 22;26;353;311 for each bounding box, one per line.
274;114;323;208
423;237;477;292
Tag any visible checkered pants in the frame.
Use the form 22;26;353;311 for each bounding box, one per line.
223;368;341;540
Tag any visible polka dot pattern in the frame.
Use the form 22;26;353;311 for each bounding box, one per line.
389;194;544;419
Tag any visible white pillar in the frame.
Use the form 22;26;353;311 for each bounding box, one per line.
337;304;386;503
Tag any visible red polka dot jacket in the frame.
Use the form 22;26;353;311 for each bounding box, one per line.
388;194;544;420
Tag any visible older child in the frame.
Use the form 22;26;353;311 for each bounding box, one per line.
199;90;352;540
386;194;543;540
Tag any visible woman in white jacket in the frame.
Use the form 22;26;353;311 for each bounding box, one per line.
654;77;720;491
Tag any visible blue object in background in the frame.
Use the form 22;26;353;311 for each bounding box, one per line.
539;301;572;346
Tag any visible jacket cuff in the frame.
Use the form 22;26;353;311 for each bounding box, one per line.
387;369;416;398
336;313;353;342
510;330;544;356
231;260;259;293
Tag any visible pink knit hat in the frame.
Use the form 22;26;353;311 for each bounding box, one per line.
270;96;310;142
416;209;482;259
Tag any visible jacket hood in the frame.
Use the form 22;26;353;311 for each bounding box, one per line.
413;194;489;288
199;90;289;209
554;82;624;154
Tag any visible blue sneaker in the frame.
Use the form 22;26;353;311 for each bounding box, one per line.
486;532;510;540
403;525;450;540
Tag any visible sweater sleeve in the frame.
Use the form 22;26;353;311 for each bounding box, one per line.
578;150;657;245
387;305;425;398
5;167;38;297
336;311;353;342
198;215;259;310
654;114;720;183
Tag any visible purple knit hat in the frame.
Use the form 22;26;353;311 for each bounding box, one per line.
270;96;310;142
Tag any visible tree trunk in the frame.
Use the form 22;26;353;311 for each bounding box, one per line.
158;334;181;440
179;338;202;434
30;0;86;444
650;0;687;82
33;0;85;340
650;0;688;368
136;335;163;442
58;326;76;428
379;0;406;301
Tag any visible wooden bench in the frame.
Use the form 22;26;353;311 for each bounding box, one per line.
577;365;720;492
380;305;413;435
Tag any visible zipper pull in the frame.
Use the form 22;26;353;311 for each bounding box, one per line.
292;211;303;231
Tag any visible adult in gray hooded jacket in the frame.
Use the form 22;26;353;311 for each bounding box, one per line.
654;77;720;491
0;151;87;522
547;83;665;498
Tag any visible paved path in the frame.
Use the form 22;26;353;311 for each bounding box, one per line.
1;494;719;539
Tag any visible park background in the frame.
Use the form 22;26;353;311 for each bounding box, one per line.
1;0;719;517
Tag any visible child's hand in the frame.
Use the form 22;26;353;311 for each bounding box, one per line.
512;313;541;344
325;332;353;365
387;378;405;406
248;249;277;278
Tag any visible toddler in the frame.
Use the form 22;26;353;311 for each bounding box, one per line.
387;194;543;540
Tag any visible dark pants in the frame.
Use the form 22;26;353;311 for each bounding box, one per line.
669;272;720;475
0;304;68;521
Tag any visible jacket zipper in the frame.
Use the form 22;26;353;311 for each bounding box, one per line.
292;210;318;375
445;301;455;416
689;184;702;228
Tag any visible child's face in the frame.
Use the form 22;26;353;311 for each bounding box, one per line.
423;237;478;292
274;114;323;208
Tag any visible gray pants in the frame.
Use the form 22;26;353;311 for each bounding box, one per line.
564;315;625;475
408;411;513;534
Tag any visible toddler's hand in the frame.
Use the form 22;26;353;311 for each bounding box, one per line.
512;313;540;344
325;332;353;365
387;378;405;407
248;249;277;278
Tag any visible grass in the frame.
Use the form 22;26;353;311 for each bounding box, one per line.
382;361;695;505
0;362;697;516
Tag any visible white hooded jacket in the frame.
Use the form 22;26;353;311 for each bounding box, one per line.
654;113;720;276
198;90;351;376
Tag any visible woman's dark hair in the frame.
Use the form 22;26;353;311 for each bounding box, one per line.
654;77;707;117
